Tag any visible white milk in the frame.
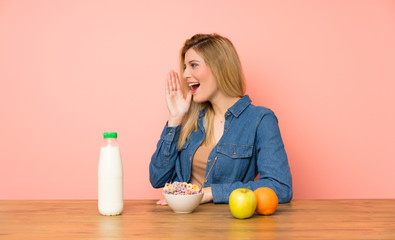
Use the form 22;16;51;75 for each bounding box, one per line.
98;140;123;216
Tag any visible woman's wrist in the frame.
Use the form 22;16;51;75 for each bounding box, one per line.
201;187;213;204
167;116;183;127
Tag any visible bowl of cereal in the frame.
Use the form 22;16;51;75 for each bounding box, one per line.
162;182;204;214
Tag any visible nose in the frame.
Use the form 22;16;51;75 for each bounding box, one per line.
183;66;191;79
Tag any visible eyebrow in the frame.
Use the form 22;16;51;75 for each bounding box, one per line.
188;60;200;64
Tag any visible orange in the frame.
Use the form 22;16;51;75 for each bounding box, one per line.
254;187;279;215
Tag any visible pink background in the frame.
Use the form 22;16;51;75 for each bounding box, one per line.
1;1;394;200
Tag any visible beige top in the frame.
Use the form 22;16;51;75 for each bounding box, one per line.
190;144;214;188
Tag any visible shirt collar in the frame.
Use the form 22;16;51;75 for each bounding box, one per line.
198;107;207;119
198;95;251;119
227;95;251;118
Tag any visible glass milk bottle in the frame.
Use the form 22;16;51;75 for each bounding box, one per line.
98;132;123;215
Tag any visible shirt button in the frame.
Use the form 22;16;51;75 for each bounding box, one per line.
233;152;236;155
168;132;172;135
204;179;208;183
227;113;230;116
208;159;211;163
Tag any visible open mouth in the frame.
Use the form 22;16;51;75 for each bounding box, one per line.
188;82;200;93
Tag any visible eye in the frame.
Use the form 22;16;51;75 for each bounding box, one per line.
191;63;198;68
183;64;186;70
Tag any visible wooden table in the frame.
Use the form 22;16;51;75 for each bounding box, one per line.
1;199;394;239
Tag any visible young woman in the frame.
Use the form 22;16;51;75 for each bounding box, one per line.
149;33;292;204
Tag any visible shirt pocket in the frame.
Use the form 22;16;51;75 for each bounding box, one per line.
214;144;253;182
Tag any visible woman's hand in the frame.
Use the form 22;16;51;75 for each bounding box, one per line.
156;199;168;206
200;187;213;204
165;70;192;127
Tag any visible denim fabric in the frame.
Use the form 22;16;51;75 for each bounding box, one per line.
149;95;293;203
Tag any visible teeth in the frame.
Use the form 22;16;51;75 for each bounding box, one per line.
188;82;200;87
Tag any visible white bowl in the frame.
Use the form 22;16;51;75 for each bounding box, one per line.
163;192;204;213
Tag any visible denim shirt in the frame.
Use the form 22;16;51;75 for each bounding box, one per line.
149;95;293;203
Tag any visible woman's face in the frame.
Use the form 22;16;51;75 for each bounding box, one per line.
183;48;219;103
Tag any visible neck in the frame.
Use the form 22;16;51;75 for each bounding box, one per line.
210;94;241;119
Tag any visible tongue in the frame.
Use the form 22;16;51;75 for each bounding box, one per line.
191;84;200;91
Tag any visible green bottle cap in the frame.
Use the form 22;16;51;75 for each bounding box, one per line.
103;132;117;138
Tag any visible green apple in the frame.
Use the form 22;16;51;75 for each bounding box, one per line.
229;188;257;219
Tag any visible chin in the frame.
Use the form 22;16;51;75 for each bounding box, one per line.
192;95;203;103
192;95;207;103
192;98;204;103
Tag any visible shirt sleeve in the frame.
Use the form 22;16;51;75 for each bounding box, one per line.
149;122;182;188
211;111;293;203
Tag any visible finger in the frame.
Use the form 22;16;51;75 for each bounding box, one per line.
156;199;168;205
186;89;192;103
167;71;173;94
175;72;182;93
165;73;170;95
170;70;177;92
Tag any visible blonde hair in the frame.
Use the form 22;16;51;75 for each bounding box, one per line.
177;33;246;150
